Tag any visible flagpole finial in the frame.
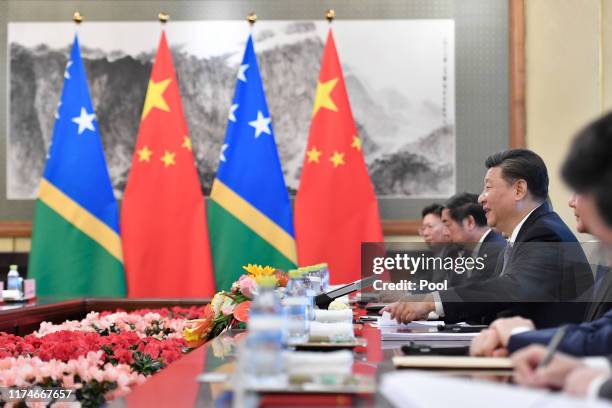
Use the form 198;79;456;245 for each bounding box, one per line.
325;9;335;23
247;12;257;25
158;12;169;24
73;11;83;24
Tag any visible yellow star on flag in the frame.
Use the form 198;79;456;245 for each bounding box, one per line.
182;136;192;151
306;146;322;163
351;135;361;151
141;78;172;120
137;146;153;162
312;78;338;118
329;151;345;168
160;150;176;168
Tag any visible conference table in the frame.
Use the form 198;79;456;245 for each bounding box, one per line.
0;298;510;407
112;304;509;407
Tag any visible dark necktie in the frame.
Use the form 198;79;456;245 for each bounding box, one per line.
500;242;513;275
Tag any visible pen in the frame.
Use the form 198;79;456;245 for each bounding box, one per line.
538;325;568;368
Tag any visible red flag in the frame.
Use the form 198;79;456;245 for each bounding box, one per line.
121;32;215;297
295;29;383;284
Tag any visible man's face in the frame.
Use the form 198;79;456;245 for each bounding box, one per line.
441;208;467;243
420;213;450;245
478;167;517;232
568;193;589;234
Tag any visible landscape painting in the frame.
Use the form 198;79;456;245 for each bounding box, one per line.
7;20;455;199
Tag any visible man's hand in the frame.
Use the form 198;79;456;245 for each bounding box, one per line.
470;317;534;357
563;367;610;397
380;295;435;324
511;345;583;389
470;328;508;357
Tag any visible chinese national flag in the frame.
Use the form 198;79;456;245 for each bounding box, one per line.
295;29;383;284
121;32;215;297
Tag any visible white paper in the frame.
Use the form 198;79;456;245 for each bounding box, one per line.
377;312;443;328
380;327;478;341
381;371;612;408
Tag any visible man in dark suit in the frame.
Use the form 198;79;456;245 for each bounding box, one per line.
382;149;593;328
440;192;506;286
484;112;612;401
470;193;612;357
418;203;458;285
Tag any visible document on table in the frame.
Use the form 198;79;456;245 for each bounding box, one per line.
392;356;513;369
381;371;612;408
376;312;443;328
380;326;478;341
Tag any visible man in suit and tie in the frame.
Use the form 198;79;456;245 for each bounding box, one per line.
418;203;460;286
481;112;612;400
470;193;612;358
382;149;593;328
440;192;506;286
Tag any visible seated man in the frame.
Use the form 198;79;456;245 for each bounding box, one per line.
471;114;612;358
381;204;457;301
419;203;457;285
487;112;612;402
441;192;506;286
383;149;593;328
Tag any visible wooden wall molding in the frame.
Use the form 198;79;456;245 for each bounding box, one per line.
0;221;33;237
0;220;421;238
509;0;527;148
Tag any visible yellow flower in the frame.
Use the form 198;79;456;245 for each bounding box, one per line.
242;264;276;280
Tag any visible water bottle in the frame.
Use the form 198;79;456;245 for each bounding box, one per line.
312;263;330;292
303;265;324;295
284;270;310;344
7;265;22;296
244;275;287;389
299;267;317;319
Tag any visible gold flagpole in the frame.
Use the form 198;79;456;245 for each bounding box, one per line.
73;11;83;36
247;12;257;35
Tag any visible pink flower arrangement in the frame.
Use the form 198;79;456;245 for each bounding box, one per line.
0;306;208;406
0;351;146;403
35;309;194;340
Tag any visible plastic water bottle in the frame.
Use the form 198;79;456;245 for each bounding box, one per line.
284;270;310;344
302;266;323;295
299;267;317;319
7;265;22;296
312;263;330;292
244;275;287;389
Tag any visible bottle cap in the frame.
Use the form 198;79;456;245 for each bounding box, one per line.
9;265;17;270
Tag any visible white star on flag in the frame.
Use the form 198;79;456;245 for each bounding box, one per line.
248;111;272;138
64;61;73;79
55;102;62;119
71;107;96;135
237;64;249;82
220;144;228;162
228;104;238;122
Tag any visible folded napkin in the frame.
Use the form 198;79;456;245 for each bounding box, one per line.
285;350;353;377
308;321;355;342
314;309;353;323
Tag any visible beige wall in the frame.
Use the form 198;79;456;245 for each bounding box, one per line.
526;0;609;240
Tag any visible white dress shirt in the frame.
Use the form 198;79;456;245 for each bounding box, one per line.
433;204;542;317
